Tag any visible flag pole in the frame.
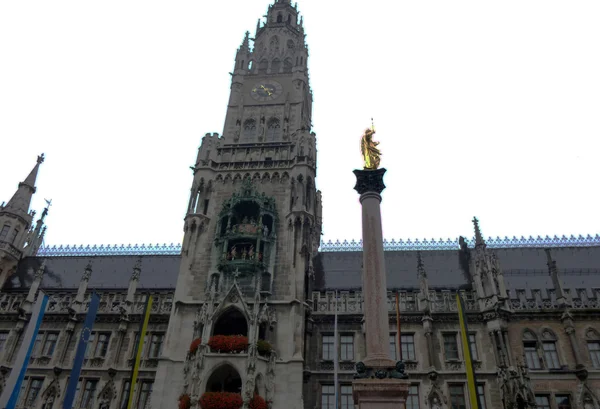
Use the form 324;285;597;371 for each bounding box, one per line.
126;292;153;409
334;290;339;409
457;293;481;409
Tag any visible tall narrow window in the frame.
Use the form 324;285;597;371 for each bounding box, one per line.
449;384;466;409
0;224;10;240
555;395;572;409
542;341;560;369
271;59;281;73
203;199;209;215
81;379;98;409
322;335;334;360
523;330;542;370
23;378;44;407
389;334;397;360
138;381;153;408
9;228;19;243
94;333;110;358
148;333;165;359
443;333;459;360
42;332;58;356
266;118;281;141
340;335;354;361
535;396;551;409
32;333;44;357
258;60;268;74
85;333;96;359
120;380;131;409
243;119;257;139
406;385;420;409
476;384;487;409
321;385;335;409
283;58;293;73
401;334;416;360
469;334;479;360
0;331;8;352
340;385;354;409
588;341;600;368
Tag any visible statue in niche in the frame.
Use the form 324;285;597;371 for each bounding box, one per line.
360;122;381;170
230;246;238;260
248;245;255;259
242;248;248;260
431;396;442;409
263;225;269;238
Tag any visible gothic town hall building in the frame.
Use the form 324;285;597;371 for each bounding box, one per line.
1;1;600;409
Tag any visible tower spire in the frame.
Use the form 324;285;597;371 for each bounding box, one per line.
472;216;485;247
3;154;45;219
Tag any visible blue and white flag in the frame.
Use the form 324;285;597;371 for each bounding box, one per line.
0;291;49;409
62;292;100;409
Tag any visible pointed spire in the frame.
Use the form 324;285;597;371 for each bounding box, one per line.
545;248;566;302
242;31;250;49
472;217;485;247
416;251;427;279
3;154;45;219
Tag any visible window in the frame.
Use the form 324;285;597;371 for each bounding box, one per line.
449;385;466;409
588;341;600;368
535;396;551;409
524;341;541;369
341;385;353;409
94;333;110;358
443;333;459;360
340;335;354;361
20;377;43;407
0;224;10;240
266;118;281;141
42;332;58;356
401;334;416;360
9;228;19;243
68;378;82;409
0;331;8;352
131;332;149;359
243;119;257;139
148;333;165;358
85;333;95;358
469;334;479;360
322;335;334;360
477;384;486;409
81;379;98;408
555;395;572;409
407;385;420;409
542;341;560;369
137;381;153;409
389;334;397;360
321;385;335;409
120;380;131;409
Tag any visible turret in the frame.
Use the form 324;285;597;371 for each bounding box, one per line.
0;154;45;288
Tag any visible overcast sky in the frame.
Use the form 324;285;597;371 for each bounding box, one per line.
0;0;598;248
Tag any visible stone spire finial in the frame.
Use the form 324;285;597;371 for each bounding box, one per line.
545;248;557;274
472;217;485;247
82;259;93;281
3;154;45;218
545;248;566;302
416;251;427;278
132;257;142;281
34;259;47;280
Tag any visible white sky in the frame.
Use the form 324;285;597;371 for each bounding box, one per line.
0;0;599;247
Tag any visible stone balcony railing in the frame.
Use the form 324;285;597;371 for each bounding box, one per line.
311;290;479;314
508;288;600;311
0;291;174;315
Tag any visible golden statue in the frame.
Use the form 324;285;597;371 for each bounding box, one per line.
360;121;381;170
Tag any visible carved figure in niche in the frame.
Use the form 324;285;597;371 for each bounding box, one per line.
263;225;269;238
242;248;248;260
258;252;263;262
248;245;255;259
431;396;442;409
231;246;238;260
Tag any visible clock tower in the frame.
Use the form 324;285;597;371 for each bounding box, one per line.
151;1;321;408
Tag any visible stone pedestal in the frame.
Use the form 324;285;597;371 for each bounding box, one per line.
352;168;409;409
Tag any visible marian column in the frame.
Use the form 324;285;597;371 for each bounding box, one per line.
352;126;409;409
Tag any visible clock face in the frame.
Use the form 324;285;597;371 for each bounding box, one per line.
250;81;283;102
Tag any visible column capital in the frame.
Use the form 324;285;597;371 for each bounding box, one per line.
353;168;387;196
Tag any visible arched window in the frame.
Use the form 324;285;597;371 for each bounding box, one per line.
243;119;257;139
213;308;248;337
277;13;283;23
206;364;242;393
540;329;560;369
240;60;245;69
283;58;292;73
586;328;600;368
266;118;281;141
271;59;281;73
0;223;10;240
287;14;292;24
522;329;542;370
248;60;254;71
258;60;268;74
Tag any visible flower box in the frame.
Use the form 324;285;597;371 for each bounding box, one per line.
249;394;268;409
179;393;192;409
190;338;202;355
256;339;273;357
199;392;243;409
208;335;249;353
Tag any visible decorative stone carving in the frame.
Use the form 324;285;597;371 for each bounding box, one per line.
352;168;386;195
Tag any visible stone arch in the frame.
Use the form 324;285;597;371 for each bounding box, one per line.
283;58;293;73
233;173;243;183
244;173;252;181
253;172;261;182
224;174;233;184
40;378;60;409
216;174;224;183
243;119;257;139
255;373;266;397
97;379;117;408
522;328;538;341
205;363;243;393
258;60;268;74
212;306;248;337
540;328;557;341
266;118;281;141
261;172;271;183
585;327;600;340
271;59;281;74
271;172;280;183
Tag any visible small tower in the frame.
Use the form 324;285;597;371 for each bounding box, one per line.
0;154;45;288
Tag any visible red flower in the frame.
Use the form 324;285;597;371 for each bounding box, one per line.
190;338;202;355
179;393;192;409
249;394;268;409
199;392;243;409
208;335;249;353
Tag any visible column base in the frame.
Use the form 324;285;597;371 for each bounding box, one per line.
353;378;410;409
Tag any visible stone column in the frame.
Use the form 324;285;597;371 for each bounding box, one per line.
352;168;409;409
